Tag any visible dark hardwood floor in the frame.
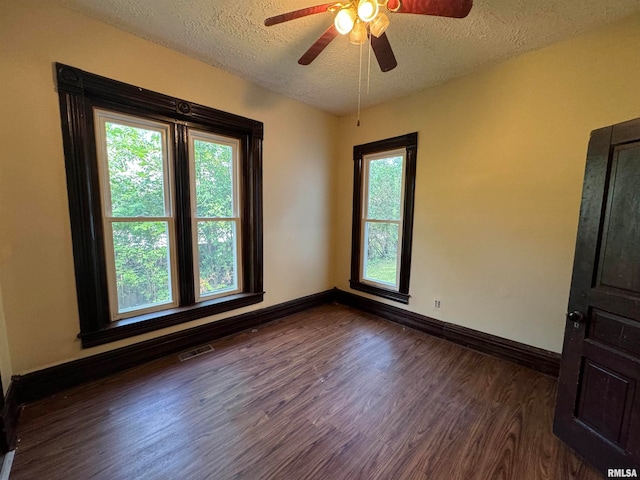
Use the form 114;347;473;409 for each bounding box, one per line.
11;304;602;479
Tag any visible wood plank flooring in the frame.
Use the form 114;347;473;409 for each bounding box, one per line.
10;304;602;479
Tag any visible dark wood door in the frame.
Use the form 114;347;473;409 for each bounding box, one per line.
554;117;640;475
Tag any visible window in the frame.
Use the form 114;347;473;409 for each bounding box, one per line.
95;112;179;319
350;133;417;303
57;63;263;347
189;131;242;302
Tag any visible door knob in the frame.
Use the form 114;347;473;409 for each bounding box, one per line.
567;311;584;322
567;310;585;329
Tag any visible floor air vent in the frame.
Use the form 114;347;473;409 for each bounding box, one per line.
178;344;214;362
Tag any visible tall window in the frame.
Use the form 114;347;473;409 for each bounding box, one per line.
57;63;263;347
350;133;417;303
95;112;179;319
189;131;242;301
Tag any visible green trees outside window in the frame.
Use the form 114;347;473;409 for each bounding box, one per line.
364;156;403;285
191;136;240;298
99;115;245;317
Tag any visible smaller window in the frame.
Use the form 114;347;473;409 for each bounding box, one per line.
350;133;418;303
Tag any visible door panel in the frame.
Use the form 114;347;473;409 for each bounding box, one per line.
554;117;640;475
598;143;640;293
590;310;640;357
578;362;630;444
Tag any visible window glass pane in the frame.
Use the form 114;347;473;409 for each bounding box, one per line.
367;156;403;220
363;221;399;286
194;139;233;218
105;122;167;217
197;221;237;296
112;221;172;312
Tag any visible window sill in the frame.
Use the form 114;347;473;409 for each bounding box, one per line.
349;280;410;304
78;292;264;348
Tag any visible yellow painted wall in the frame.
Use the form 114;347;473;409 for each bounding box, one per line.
333;13;640;353
1;0;639;376
0;0;336;373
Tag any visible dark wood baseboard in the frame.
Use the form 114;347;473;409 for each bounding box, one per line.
333;288;561;377
10;288;561;406
11;290;333;406
5;287;561;450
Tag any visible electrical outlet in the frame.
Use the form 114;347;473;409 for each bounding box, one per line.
434;299;441;308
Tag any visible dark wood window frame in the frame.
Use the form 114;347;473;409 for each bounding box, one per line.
350;132;418;304
56;63;264;348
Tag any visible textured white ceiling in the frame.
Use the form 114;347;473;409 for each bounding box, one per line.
56;0;640;115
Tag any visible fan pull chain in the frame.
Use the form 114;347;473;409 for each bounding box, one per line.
367;31;372;94
357;41;363;127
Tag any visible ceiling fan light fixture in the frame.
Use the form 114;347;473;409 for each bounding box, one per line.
335;7;357;35
385;0;402;12
350;21;367;45
369;12;389;37
357;0;379;22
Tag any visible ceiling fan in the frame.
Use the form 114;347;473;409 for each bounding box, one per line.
265;0;473;72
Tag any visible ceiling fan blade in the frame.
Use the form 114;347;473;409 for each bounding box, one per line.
393;0;472;18
370;33;398;72
298;25;339;65
265;3;335;26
